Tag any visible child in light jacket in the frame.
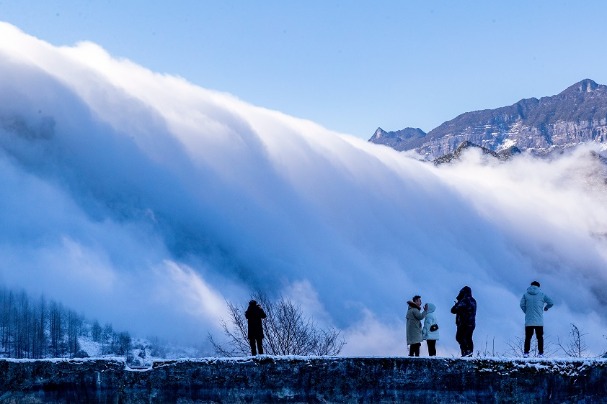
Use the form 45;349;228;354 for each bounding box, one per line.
422;303;439;356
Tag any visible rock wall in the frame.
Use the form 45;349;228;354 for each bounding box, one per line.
0;356;605;403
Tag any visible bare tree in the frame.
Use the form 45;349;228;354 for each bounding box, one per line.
31;296;47;359
115;332;132;356
0;289;13;354
209;293;345;357
557;323;588;358
101;323;115;355
505;334;557;358
91;320;103;343
208;301;250;357
506;336;529;357
48;302;65;357
476;336;496;357
66;310;83;358
14;291;31;358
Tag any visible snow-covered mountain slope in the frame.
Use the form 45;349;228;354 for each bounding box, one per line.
1;22;606;356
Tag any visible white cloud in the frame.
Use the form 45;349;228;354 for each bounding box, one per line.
341;309;405;356
0;22;606;356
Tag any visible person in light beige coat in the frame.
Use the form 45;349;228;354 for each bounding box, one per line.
406;295;427;356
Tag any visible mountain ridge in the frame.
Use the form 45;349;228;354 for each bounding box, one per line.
369;79;607;159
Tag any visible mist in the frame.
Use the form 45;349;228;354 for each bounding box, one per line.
1;22;606;356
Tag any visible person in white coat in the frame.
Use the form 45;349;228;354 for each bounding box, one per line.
422;303;439;356
520;281;553;357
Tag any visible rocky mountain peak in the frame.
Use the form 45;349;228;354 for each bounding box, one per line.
370;79;607;159
558;79;607;100
372;127;387;138
581;79;599;92
369;126;427;150
370;127;426;140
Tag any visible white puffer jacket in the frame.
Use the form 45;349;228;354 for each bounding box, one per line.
422;303;439;341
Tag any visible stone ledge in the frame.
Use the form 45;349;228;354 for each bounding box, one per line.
0;357;605;402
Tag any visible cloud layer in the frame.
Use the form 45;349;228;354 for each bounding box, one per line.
1;22;606;356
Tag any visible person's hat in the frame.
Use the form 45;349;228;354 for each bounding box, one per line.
531;281;540;287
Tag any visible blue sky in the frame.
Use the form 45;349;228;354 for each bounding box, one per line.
2;1;607;139
2;8;607;355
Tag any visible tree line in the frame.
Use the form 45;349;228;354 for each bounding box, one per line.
0;287;131;359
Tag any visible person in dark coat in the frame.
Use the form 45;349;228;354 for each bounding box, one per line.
450;286;477;357
245;300;267;356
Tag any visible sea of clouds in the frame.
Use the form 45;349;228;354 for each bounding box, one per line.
1;22;606;357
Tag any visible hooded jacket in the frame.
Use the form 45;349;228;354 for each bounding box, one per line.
406;301;427;345
450;286;476;327
520;285;553;326
422;303;439;341
245;301;267;339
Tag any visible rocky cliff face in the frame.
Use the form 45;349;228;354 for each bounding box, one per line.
1;357;606;403
370;79;607;160
432;141;522;165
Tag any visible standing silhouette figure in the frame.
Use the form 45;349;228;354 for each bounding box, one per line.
245;300;267;356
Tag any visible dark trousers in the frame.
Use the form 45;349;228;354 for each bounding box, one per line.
427;339;437;356
409;343;421;357
249;337;263;356
524;326;544;355
456;325;475;357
